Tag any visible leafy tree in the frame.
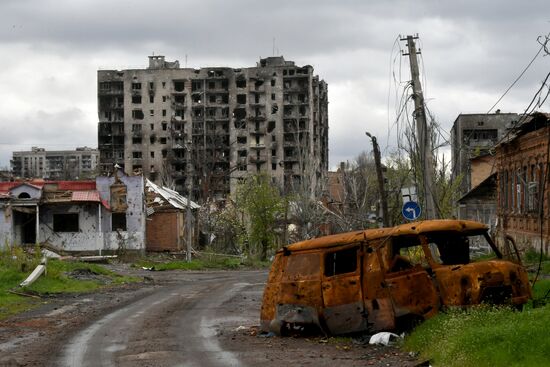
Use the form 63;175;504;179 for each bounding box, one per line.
236;173;285;260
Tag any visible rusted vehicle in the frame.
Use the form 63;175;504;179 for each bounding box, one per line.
260;220;532;335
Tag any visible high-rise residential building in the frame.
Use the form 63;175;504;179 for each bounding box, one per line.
98;56;328;201
11;147;99;180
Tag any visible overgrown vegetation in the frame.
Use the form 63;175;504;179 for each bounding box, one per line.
405;304;550;367
132;252;270;271
405;252;550;366
0;247;136;320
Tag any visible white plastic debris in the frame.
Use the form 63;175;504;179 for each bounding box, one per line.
368;332;402;346
235;326;248;331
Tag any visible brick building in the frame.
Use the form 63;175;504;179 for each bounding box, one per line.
496;112;550;253
97;56;329;201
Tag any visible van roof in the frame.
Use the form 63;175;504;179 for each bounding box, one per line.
284;220;488;252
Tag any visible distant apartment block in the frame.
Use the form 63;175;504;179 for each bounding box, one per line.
11;147;99;180
97;56;329;200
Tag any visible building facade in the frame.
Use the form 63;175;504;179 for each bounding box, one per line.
0;171;145;253
11;147;99;180
451;112;519;197
97;56;329;201
496;113;550;254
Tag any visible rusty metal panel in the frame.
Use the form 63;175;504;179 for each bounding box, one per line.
261;219;532;336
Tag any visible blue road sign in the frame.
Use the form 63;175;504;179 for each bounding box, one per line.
402;201;421;221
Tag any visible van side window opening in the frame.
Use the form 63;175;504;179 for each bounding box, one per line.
390;236;427;271
324;247;358;277
427;233;471;265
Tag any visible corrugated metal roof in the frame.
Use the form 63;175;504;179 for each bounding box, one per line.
145;179;199;210
71;191;101;202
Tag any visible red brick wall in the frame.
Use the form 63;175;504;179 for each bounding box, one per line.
146;211;183;252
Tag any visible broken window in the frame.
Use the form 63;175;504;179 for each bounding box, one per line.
192;94;202;103
324;247;358;277
133;151;142;159
209;95;217;103
174;81;186;92
132;110;144;120
149;82;154;90
162;82;166;88
238;149;247;157
236;78;246;88
271;79;276;86
111;213;127;231
299;106;307;116
160;138;167;144
162;109;167;117
191;81;202;92
53;214;79;232
132;124;142;132
162;122;167;130
237;94;246;104
132;82;142;90
150;109;154;116
221;80;229;90
266;120;276;133
162;149;167;158
110;183;128;212
150;151;155;158
208;81;216;89
132;95;142;104
271;104;279;114
193;108;203;117
272;163;277;170
132;137;142;144
222;94;229;103
237;136;247;144
233;108;246;120
149;95;154;103
271;93;275;101
255;80;264;90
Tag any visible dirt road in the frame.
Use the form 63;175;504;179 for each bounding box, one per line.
0;267;417;367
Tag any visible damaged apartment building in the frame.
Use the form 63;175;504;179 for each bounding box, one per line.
97;55;329;201
11;146;99;180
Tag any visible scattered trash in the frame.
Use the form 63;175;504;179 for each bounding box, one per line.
257;331;275;338
368;332;402;346
142;266;156;271
235;325;248;331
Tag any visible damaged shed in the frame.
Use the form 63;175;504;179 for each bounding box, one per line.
145;179;199;252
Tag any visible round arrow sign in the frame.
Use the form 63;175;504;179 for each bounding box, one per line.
402;201;421;221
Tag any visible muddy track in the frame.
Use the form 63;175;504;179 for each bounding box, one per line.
0;267;417;367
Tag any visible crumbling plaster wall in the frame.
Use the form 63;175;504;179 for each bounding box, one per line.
0;205;13;249
96;174;145;252
39;203;102;252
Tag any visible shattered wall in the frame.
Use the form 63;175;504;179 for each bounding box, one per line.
96;173;145;252
39;203;103;252
0;205;13;249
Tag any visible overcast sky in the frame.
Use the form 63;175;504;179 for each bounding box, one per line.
0;0;549;170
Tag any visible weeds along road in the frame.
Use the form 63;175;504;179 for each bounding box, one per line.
59;270;266;367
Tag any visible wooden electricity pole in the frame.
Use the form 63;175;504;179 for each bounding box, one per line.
366;132;389;227
401;34;438;219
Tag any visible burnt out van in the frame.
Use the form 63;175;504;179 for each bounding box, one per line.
260;220;532;335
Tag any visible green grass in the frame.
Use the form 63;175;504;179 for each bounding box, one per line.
0;248;138;320
132;253;271;271
133;257;243;271
405;279;550;366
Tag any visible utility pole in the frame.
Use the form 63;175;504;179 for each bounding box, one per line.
366;132;389;227
401;34;438;219
186;143;194;262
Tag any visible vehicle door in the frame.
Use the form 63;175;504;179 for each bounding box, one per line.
383;236;439;320
321;245;366;334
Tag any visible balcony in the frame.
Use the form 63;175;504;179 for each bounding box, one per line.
249;143;266;149
249;154;267;164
